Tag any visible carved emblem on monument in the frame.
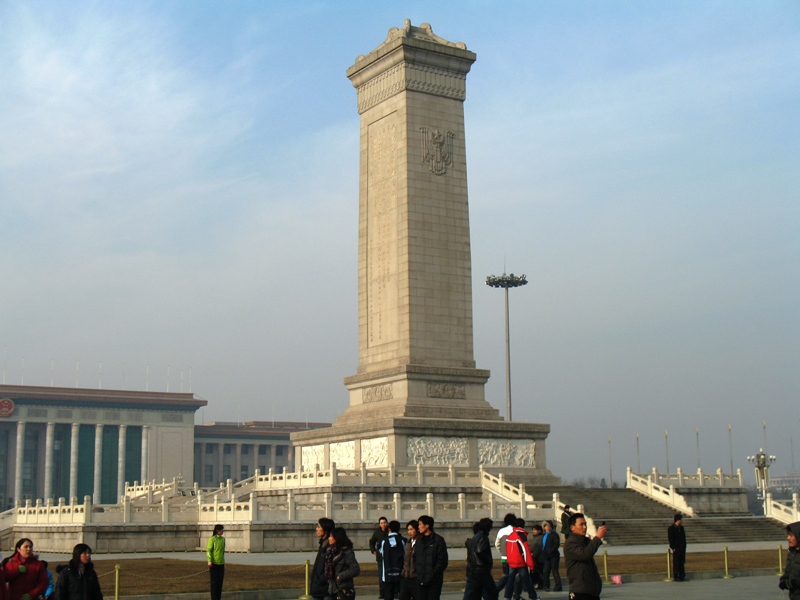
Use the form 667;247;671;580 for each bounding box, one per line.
420;127;453;175
478;439;536;467
363;383;393;403
407;436;468;466
427;382;465;399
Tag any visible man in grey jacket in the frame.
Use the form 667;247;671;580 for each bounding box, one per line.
563;513;606;600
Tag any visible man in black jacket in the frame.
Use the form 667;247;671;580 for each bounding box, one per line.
465;518;497;600
668;514;687;582
370;517;390;598
414;515;448;600
564;513;606;600
311;517;335;600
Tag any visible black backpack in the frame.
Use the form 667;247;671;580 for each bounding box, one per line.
381;534;406;582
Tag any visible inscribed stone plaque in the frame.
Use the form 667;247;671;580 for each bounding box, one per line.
367;113;399;347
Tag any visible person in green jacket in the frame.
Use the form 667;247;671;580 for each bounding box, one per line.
207;525;225;600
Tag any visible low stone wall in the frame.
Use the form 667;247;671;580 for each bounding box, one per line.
676;487;748;514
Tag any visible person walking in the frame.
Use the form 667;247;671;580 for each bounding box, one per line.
380;521;406;600
206;525;225;600
53;545;102;600
370;517;390;599
493;514;519;600
564;514;606;600
4;538;49;600
502;521;537;600
668;514;687;582
312;518;336;600
779;521;800;598
465;518;498;600
414;516;448;600
540;521;562;592
528;525;544;590
560;506;572;540
327;527;360;600
400;520;420;600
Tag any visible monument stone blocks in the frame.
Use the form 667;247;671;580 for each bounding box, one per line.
292;21;557;483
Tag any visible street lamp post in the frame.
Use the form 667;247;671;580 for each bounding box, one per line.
747;449;777;515
486;272;528;422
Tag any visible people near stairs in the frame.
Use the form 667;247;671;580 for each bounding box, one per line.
560;505;572;540
400;520;420;600
370;517;390;599
464;518;497;600
206;524;225;600
494;513;521;600
53;544;103;600
502;519;538;600
326;527;361;600
779;521;800;599
540;521;562;592
668;513;687;582
414;515;448;600
380;521;406;600
311;517;336;600
39;562;53;600
4;538;49;600
528;524;544;589
564;513;607;600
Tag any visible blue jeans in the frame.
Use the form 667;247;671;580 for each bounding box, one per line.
503;567;536;600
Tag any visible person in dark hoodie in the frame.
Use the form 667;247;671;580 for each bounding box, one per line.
465;518;497;600
311;518;336;600
54;544;102;600
779;521;800;599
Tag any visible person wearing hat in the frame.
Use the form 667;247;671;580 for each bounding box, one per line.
668;514;687;582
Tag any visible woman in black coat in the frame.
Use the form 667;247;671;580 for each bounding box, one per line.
54;544;103;600
326;527;360;599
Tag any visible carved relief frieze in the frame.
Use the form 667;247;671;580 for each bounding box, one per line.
420;127;454;175
361;437;388;467
356;63;468;114
363;383;393;403
301;445;325;472
27;408;47;418
330;441;355;470
407;436;468;466
478;439;536;468
427;382;465;399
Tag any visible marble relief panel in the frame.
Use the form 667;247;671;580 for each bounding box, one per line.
361;437;388;468
407;436;468;466
301;445;325;472
330;441;356;469
478;439;536;467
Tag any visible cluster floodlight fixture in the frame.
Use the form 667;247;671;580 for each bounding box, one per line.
485;271;529;422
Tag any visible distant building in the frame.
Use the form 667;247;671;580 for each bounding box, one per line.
771;473;800;493
193;421;330;487
0;384;206;508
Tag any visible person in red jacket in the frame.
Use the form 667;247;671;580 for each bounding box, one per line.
502;521;538;600
4;538;48;600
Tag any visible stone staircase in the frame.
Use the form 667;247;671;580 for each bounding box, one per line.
528;486;787;546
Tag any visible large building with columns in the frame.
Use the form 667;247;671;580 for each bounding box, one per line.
0;384;206;508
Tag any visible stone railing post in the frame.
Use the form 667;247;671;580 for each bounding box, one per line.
250;491;257;520
577;503;584;514
498;473;505;492
651;467;659;485
737;468;743;486
717;468;724;486
393;492;401;521
697;468;704;487
448;464;456;485
84;496;92;523
626;466;632;487
227;479;233;499
489;493;496;520
426;493;434;517
389;463;396;485
676;467;683;486
669;485;676;505
161;495;169;523
359;492;367;521
360;462;367;485
647;474;654;494
331;463;338;485
325;492;333;518
764;492;773;518
122;494;130;523
287;491;295;521
267;468;274;488
794;493;799;520
519;484;527;519
552;492;560;506
417;463;424;485
458;493;466;520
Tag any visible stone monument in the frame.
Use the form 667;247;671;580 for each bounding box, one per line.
292;21;556;482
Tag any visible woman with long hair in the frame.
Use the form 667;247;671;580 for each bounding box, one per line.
4;539;48;600
54;544;103;600
326;527;360;600
399;520;419;600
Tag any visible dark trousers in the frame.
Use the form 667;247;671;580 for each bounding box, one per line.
209;564;224;600
542;556;562;591
672;548;686;581
502;568;536;600
377;559;385;598
569;594;599;600
416;577;443;600
465;572;498;600
384;580;401;600
495;563;521;599
399;577;418;600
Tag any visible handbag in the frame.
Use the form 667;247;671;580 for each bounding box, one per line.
336;587;356;600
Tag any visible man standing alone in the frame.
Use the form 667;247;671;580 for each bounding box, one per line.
206;524;225;600
668;514;687;582
414;515;448;600
370;517;390;598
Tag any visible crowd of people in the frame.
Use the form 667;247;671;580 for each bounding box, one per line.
0;539;103;600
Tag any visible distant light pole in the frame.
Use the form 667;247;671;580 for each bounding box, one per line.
486;272;528;422
664;429;670;473
636;432;641;473
695;427;700;469
748;448;777;514
608;436;613;487
728;424;734;474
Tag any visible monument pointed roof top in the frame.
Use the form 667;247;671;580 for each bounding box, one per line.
382;20;467;51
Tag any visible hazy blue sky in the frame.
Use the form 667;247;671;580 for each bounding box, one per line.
1;1;798;482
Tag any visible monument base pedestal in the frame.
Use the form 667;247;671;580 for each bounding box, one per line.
291;416;560;484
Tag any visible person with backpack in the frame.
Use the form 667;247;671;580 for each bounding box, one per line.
465;518;497;600
380;521;406;600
